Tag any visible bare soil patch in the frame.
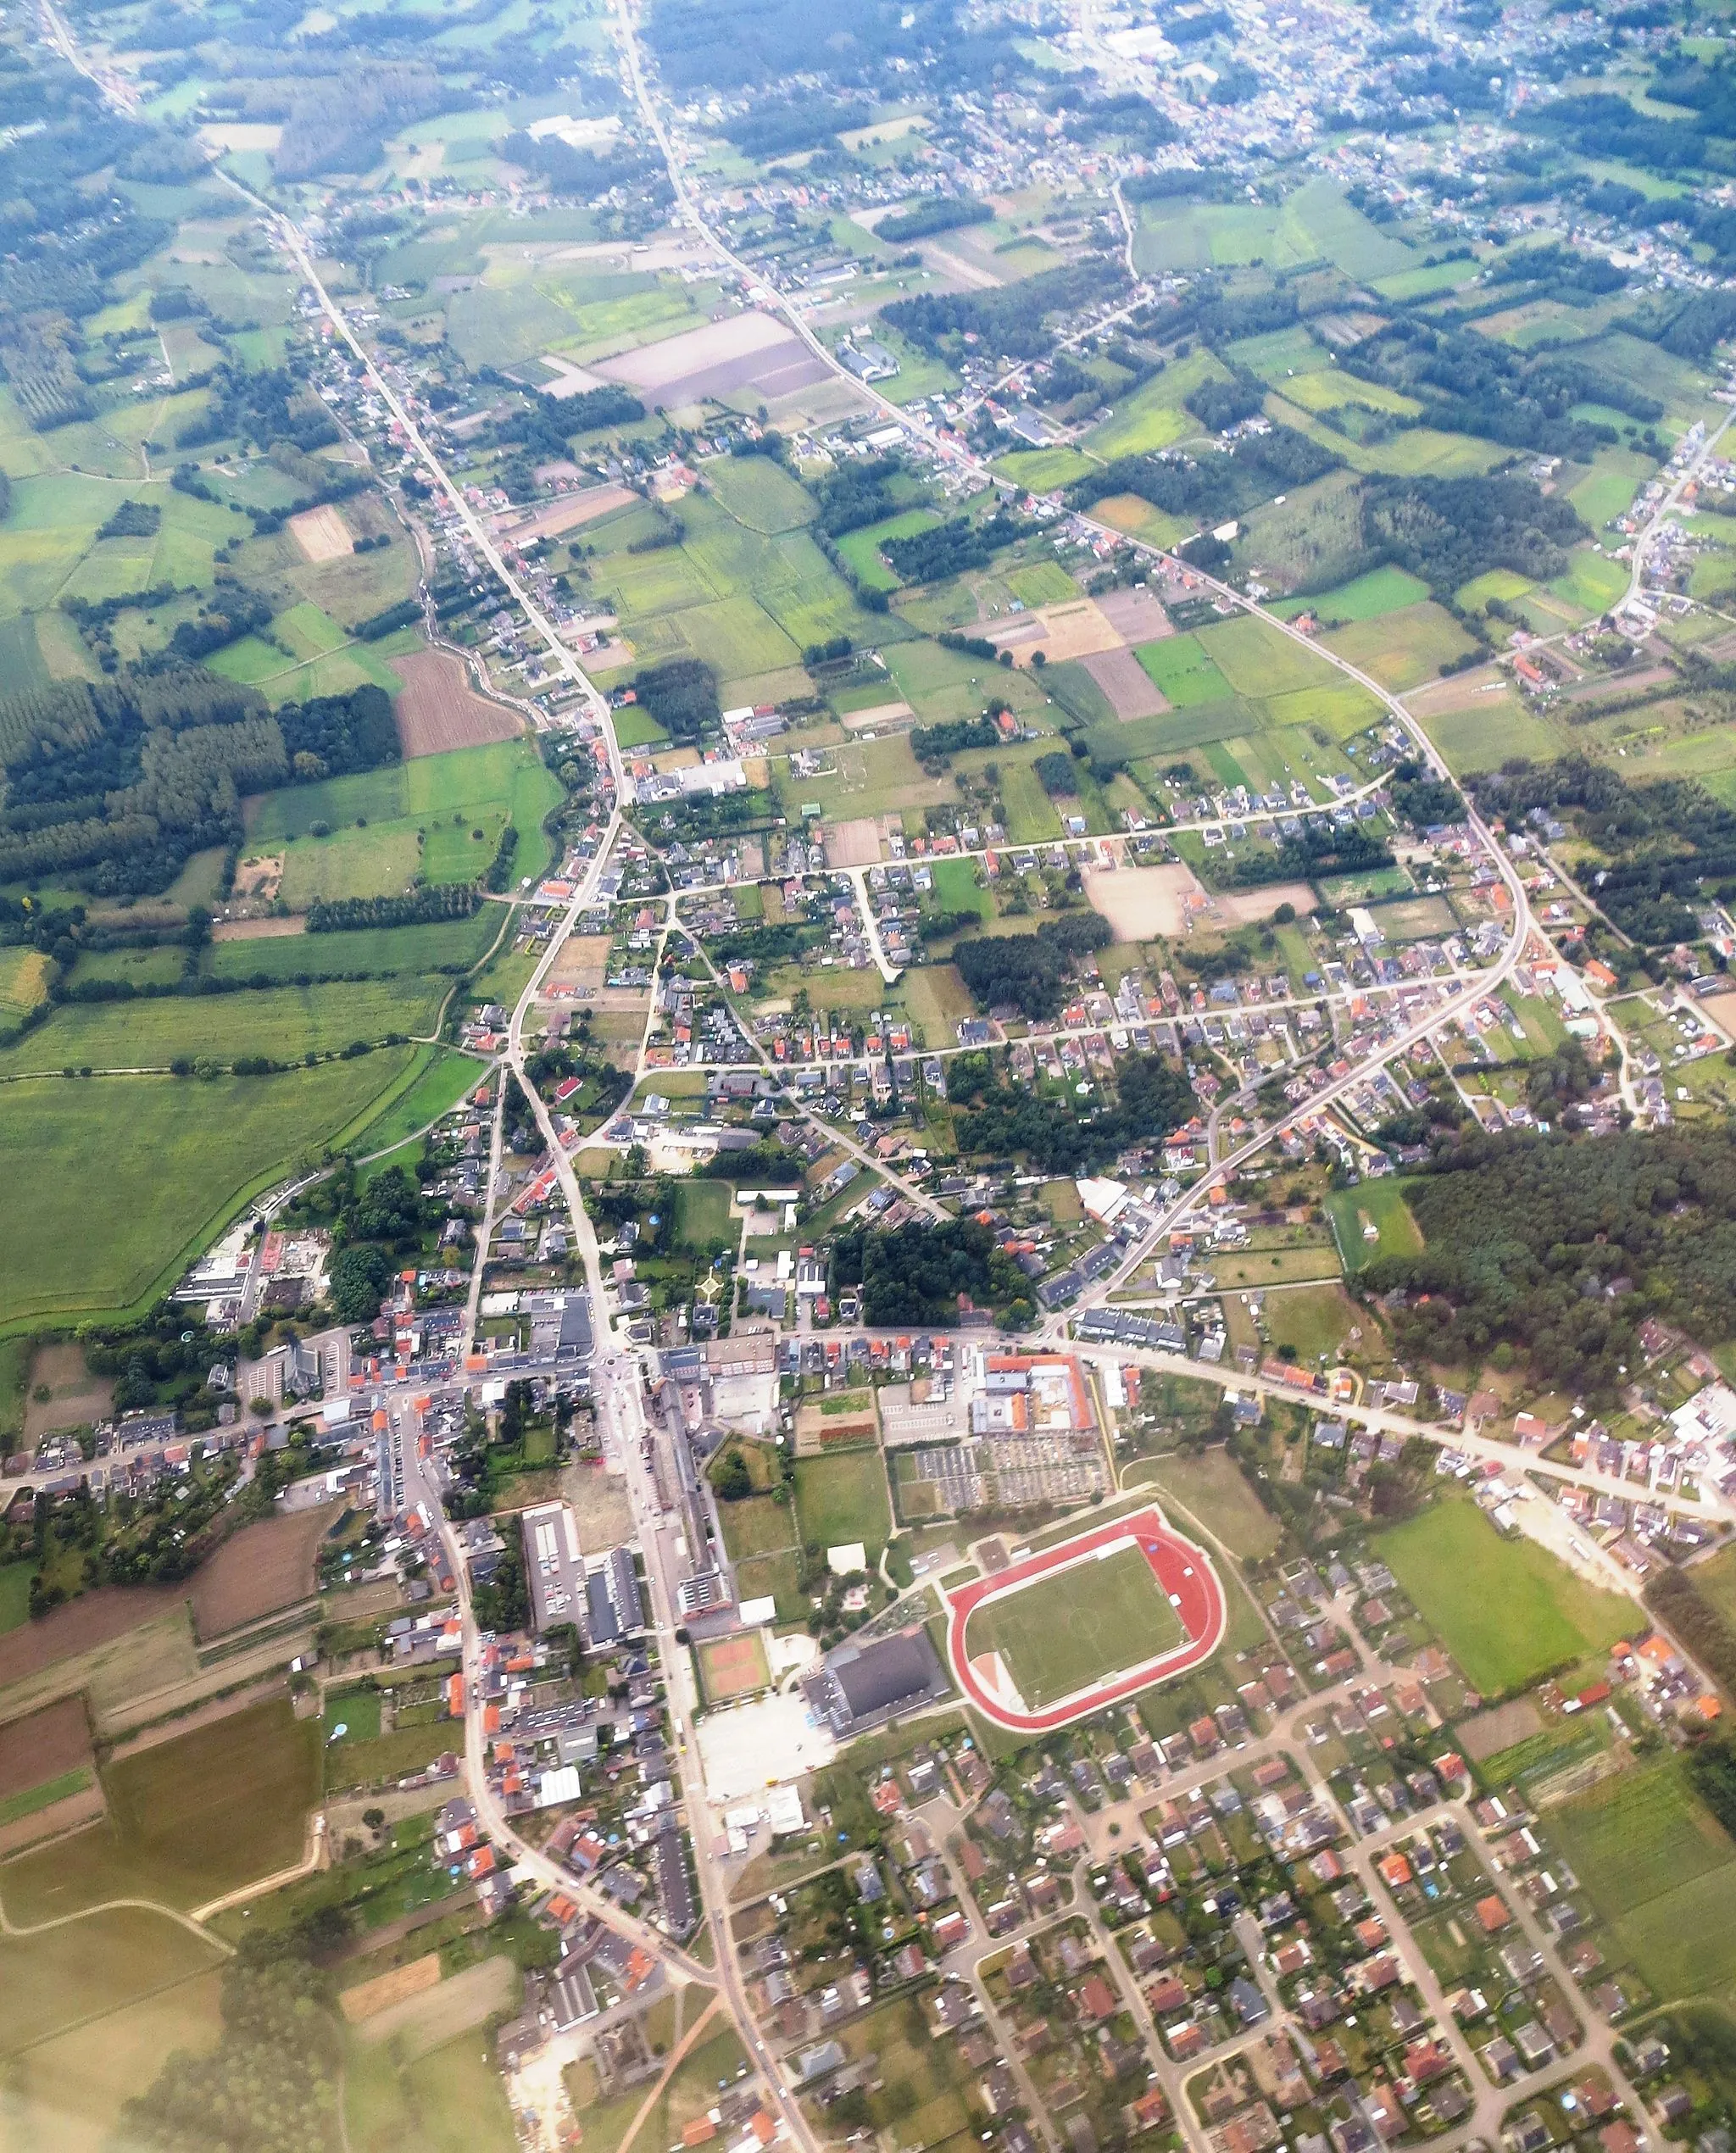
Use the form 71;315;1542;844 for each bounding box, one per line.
562;1463;634;1549
1082;648;1168;721
1095;587;1172;642
824;818;882;869
288;503;353;563
1216;882;1316;926
23;1343;113;1444
0;1587;179;1692
0;1698;92;1798
1457;1697;1543;1761
393;646;526;759
543;934;611;993
1081;861;1208;942
190;1510;327;1640
212;915;306;942
232;854;283;901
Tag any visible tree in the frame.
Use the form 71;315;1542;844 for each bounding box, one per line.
714;1449;753;1501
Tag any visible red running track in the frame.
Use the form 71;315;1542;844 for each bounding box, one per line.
945;1505;1227;1733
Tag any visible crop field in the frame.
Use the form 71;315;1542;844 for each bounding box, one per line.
0;946;49;1022
208;911;496;984
1549;549;1628;617
0;977;442;1074
1327;1178;1423;1272
1135;633;1232;706
392;646;524;757
1134;181;1409;281
1196;613;1338;698
0;1054;417;1330
1376;1497;1633;1695
191;1510;327;1638
1613;1863;1736;2002
1082;352;1229;460
704;453;816;534
793;1450;892;1561
964;1544;1183;1708
1552;1761;1736;1922
1;1698;320;1920
1414;684;1570;774
249;738;552;843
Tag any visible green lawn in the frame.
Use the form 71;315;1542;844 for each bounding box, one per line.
793;1450;892;1562
0;1560;30;1634
1376;1497;1633;1696
0;1055;418;1331
1327;1179;1424;1273
837;509;941;592
0;1700;320;1920
963;1544;1182;1708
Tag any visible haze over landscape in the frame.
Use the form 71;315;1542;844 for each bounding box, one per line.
19;3;1736;2152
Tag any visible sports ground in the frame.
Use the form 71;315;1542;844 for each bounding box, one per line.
946;1505;1225;1733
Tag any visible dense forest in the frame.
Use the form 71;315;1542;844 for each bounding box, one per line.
831;1215;1028;1325
628;656;719;743
1069;424;1338;533
1365;1127;1736;1395
952;910;1113;1019
953;1049;1196;1173
884;259;1123;363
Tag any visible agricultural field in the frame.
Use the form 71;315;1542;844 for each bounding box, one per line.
1376;1498;1632;1696
0;1054;420;1330
963;1545;1182;1708
0;1698;320;1920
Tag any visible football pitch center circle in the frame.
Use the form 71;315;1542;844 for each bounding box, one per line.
945;1505;1226;1733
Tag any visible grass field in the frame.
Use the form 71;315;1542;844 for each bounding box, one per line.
3;977;442;1075
1136;633;1232;706
1135;1452;1281;1561
1273;565;1430;624
793;1450;892;1562
1376;1498;1633;1696
1327;1179;1424;1273
964;1544;1182;1708
0;1055;416;1331
1320;602;1482;691
1552;1761;1736;1922
348;2023;520;2153
0;1699;320;1920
